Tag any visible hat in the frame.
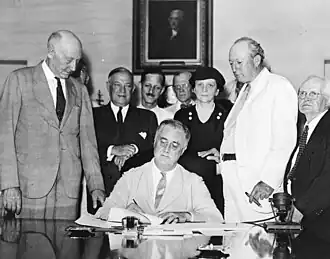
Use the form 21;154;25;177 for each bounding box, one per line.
193;66;225;91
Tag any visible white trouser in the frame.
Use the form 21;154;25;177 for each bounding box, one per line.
221;161;273;223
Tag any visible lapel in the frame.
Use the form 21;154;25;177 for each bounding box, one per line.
136;162;156;212
60;78;77;129
304;109;330;154
32;62;58;128
157;166;184;211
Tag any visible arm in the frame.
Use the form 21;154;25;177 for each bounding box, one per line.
0;72;21;191
95;170;132;219
260;80;298;189
190;176;224;222
79;85;105;193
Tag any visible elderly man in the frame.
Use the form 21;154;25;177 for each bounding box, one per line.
0;30;105;219
219;37;298;222
96;119;223;224
285;76;330;240
92;67;158;201
165;71;195;116
138;68;173;123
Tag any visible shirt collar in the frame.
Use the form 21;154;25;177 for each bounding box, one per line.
305;109;328;129
42;60;65;86
110;102;129;114
152;158;177;175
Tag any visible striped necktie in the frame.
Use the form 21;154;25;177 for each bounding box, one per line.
287;125;309;180
155;172;167;208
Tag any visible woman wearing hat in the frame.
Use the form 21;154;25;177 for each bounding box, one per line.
174;66;232;215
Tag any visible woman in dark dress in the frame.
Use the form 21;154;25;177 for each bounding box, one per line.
174;66;232;215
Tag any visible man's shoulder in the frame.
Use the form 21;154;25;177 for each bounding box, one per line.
122;162;152;179
131;106;157;117
176;164;203;183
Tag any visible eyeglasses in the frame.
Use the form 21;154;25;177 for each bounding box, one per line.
298;90;321;100
173;83;190;90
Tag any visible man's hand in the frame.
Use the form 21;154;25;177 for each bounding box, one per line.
198;148;220;163
0;217;21;243
91;189;105;209
2;188;22;216
114;155;129;171
249;181;274;203
158;212;192;224
111;145;136;158
291;205;304;223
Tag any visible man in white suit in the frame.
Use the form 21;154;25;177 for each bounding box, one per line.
220;37;298;222
96;119;223;224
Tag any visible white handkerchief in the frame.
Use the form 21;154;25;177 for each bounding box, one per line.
139;132;147;139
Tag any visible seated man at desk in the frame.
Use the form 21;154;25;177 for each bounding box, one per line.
96;119;223;224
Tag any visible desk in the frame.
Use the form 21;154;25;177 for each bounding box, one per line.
0;218;328;258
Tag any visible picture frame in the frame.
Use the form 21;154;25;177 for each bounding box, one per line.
132;0;213;73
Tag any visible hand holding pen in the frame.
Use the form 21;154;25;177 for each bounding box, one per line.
126;199;145;214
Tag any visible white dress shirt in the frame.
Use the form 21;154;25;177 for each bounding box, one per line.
41;60;67;106
151;159;175;203
137;104;173;124
288;110;327;194
106;103;137;161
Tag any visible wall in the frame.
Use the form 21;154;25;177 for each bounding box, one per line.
0;0;133;105
214;0;330;89
1;0;330;104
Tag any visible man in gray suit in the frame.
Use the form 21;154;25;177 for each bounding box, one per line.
0;30;105;219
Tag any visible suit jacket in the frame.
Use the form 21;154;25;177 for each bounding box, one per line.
221;68;298;213
92;103;158;194
0;62;104;200
96;160;223;222
289;110;330;239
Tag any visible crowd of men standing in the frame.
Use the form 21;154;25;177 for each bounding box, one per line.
0;29;330;240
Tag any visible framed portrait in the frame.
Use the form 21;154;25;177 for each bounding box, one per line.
133;0;213;73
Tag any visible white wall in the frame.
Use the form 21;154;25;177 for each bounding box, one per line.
1;0;330;102
214;0;330;89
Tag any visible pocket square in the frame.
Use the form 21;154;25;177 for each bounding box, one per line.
139;132;147;139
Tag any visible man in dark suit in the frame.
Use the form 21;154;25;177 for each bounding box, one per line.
0;30;105;219
91;67;158;211
285;75;330;240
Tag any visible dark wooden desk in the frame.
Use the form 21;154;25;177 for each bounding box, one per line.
0;218;328;259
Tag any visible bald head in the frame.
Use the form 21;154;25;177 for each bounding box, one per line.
46;30;82;79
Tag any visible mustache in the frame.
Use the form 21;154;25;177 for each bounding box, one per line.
146;93;155;97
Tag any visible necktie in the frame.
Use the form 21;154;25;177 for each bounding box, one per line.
55;77;66;123
226;83;251;128
155;172;167;208
287;125;309;180
117;107;123;124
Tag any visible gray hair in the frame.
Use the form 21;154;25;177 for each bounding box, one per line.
234;37;265;68
300;75;330;107
170;9;184;20
154;119;191;148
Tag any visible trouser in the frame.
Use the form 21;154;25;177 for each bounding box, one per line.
221;161;273;223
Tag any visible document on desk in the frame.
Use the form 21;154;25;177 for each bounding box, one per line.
75;213;117;228
145;222;252;236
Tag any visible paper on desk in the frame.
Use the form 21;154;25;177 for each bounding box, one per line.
75;213;119;228
145;222;252;236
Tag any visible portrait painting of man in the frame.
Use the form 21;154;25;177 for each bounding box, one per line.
133;0;212;73
148;1;197;60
